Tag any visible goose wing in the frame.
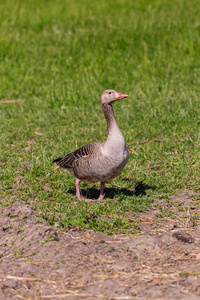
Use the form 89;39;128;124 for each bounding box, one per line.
53;142;101;169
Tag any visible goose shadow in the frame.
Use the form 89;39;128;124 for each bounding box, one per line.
67;181;156;200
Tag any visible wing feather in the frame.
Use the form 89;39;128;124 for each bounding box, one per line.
53;142;100;169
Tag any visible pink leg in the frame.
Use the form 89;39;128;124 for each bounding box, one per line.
75;179;96;202
99;182;105;200
76;179;81;200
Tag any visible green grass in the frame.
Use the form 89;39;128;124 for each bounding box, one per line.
0;0;200;234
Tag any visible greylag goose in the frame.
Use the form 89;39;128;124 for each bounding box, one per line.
53;90;129;201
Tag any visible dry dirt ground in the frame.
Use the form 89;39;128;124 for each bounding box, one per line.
1;190;200;300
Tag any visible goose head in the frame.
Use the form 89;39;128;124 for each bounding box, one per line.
100;90;128;105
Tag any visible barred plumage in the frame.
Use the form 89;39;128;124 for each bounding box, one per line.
53;90;129;201
53;142;101;169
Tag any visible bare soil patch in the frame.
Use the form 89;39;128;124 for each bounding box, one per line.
1;190;200;299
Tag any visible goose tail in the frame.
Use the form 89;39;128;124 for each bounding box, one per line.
52;157;63;164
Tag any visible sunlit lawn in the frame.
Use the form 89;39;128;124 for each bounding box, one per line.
0;0;200;233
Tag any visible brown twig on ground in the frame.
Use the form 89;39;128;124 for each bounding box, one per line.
7;275;56;283
128;137;189;145
0;99;24;104
37;293;131;299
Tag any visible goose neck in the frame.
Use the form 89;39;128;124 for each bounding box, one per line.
101;103;120;135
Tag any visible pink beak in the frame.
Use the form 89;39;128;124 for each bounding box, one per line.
114;91;129;100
